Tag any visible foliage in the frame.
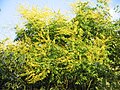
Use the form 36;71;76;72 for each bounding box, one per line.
0;0;120;90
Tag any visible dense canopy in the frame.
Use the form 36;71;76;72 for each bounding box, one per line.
0;0;120;90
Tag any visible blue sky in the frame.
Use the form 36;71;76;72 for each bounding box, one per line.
0;0;120;41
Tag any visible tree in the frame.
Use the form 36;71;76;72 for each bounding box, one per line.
0;0;120;90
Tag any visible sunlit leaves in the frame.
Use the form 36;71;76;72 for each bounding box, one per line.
0;0;120;89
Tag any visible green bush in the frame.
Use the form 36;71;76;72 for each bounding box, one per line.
0;0;120;90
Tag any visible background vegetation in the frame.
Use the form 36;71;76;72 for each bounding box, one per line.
0;0;120;90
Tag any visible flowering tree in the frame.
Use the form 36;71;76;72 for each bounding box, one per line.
0;0;120;90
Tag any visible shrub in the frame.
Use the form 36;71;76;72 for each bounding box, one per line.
0;0;120;89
